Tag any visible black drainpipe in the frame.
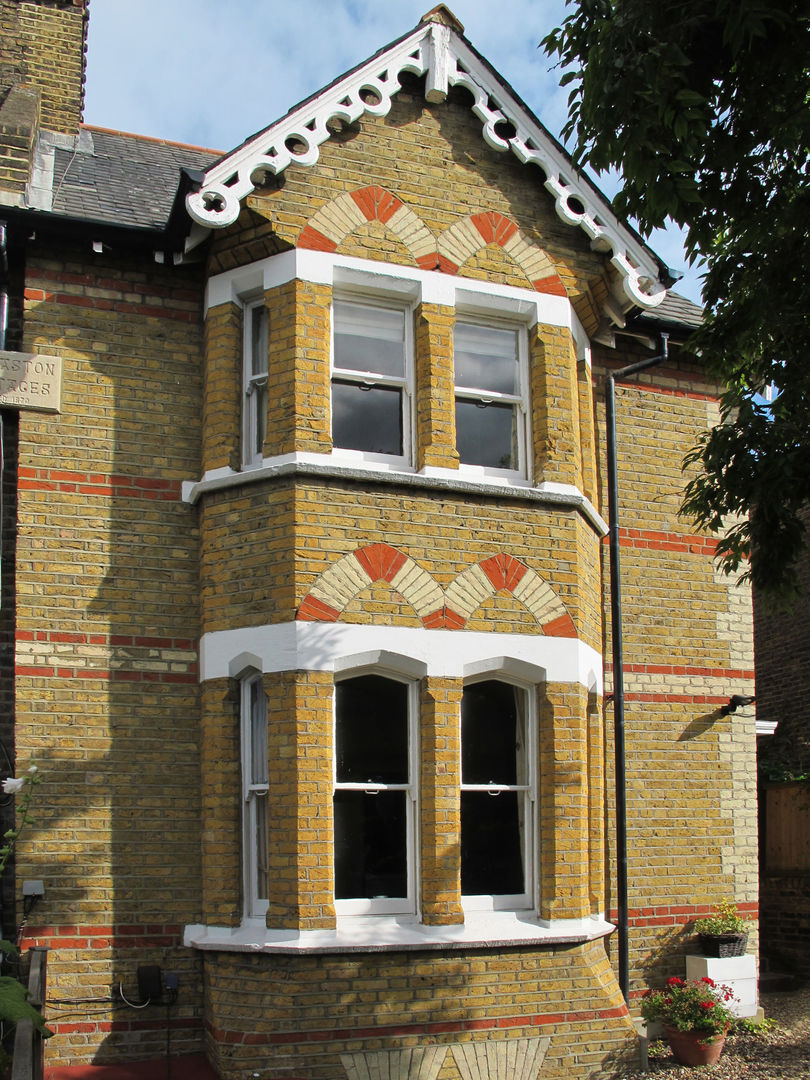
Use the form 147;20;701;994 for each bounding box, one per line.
0;220;8;350
605;332;669;1003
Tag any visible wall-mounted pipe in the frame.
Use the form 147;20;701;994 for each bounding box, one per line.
0;220;8;351
605;333;669;1004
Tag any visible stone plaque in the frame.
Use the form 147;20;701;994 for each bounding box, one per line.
0;350;62;413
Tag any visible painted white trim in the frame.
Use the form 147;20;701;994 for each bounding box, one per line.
186;19;667;309
199;621;603;693
205;249;574;331
181;455;608;535
756;720;778;736
184;911;613;954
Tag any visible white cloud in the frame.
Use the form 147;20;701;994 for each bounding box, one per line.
83;0;700;302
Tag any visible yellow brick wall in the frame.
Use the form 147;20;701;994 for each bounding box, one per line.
202;939;635;1080
14;247;207;1060
593;345;758;994
0;0;86;135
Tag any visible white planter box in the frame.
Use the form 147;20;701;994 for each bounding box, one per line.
686;953;758;1018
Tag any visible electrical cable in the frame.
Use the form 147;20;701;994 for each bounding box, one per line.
117;983;152;1009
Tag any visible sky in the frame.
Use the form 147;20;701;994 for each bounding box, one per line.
82;0;702;304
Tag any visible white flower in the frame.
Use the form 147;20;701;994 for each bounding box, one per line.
27;765;37;774
2;777;25;794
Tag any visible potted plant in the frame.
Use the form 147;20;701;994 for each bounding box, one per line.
694;899;749;957
641;976;737;1066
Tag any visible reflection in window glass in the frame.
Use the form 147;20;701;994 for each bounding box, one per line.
460;680;529;899
454;320;523;473
244;304;269;465
332;299;408;458
332;381;403;456
454;322;518;395
455;399;518;470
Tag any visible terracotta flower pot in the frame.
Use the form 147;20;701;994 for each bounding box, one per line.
664;1025;728;1066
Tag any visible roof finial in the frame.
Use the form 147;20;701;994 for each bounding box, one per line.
419;5;465;33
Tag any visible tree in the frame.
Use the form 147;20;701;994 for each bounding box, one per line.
543;0;810;597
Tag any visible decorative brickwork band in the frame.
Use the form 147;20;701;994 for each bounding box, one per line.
298;186;436;265
297;545;575;635
297;188;566;293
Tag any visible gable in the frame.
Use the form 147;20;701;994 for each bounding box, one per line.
186;9;670;323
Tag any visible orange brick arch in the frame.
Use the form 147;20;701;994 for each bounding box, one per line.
296;544;576;635
296;188;567;296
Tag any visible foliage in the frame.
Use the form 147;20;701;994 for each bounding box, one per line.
543;1;810;598
731;1014;779;1036
641;976;737;1038
694;900;748;937
0;766;52;1039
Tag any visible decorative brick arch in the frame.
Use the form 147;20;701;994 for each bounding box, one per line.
297;185;437;267
296;543;443;624
297;546;576;636
439;553;576;634
435;211;567;296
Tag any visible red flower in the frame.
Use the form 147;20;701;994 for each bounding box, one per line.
700;1001;715;1009
666;976;684;986
701;977;716;986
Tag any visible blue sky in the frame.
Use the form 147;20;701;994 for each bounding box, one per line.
82;0;702;303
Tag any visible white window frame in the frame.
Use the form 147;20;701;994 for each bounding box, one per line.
332;668;419;917
241;672;269;919
330;293;414;468
242;298;269;467
460;675;536;913
453;314;530;481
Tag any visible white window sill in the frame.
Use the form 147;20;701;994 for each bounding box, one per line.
181;454;607;536
183;912;614;955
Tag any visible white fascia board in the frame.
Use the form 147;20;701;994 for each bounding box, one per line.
205;249;574;330
187;21;667;311
199;620;603;694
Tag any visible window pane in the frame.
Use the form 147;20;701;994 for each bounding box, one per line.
455;322;518;394
455;398;517;469
334;790;407;899
461;791;524;895
250;306;268;377
252;384;267;461
253;798;269;902
336;675;408;783
249;680;268;786
334;300;405;377
333;381;402;455
462;680;523;785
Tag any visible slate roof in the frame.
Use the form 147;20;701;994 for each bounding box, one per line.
49;126;219;230
633;289;704;331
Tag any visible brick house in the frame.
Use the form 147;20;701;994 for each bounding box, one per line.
0;3;758;1078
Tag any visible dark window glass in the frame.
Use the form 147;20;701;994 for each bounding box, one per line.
334;790;407;899
334;675;410;902
455;399;517;469
460;680;528;897
462;679;520;785
335;676;408;783
332;381;402;455
461;791;524;895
